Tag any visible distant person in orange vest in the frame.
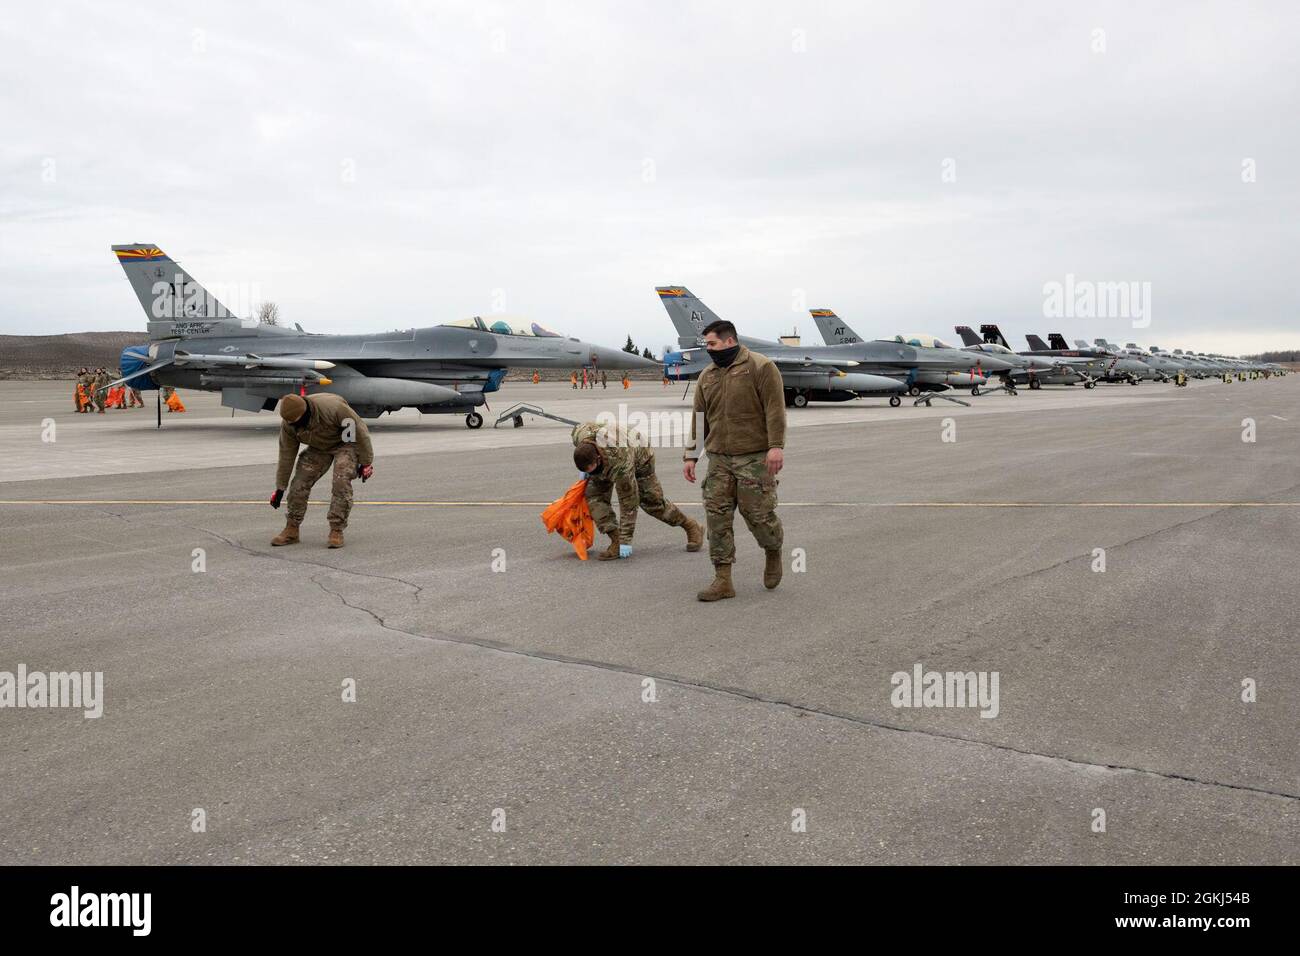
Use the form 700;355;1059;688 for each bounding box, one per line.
74;369;91;412
532;370;540;385
622;374;630;390
570;371;578;389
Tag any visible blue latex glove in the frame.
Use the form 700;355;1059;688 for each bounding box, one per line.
619;544;633;558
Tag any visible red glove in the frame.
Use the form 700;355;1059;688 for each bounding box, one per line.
358;464;374;482
270;489;284;509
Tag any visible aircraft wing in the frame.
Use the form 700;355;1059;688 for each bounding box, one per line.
96;357;177;392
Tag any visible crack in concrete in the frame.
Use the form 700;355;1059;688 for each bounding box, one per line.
192;524;425;602
304;570;1300;806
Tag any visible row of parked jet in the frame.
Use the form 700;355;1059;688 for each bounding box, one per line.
657;287;1285;407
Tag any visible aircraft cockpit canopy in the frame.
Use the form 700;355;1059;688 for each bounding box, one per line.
895;334;960;351
440;316;563;338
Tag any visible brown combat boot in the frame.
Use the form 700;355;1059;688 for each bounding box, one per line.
697;564;735;602
764;550;783;590
271;523;300;547
327;528;345;549
682;516;704;552
596;531;621;561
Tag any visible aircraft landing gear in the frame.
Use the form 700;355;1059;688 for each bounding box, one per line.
971;385;981;396
792;391;809;408
466;411;484;429
1084;381;1096;389
889;395;901;407
907;385;922;397
1029;379;1042;390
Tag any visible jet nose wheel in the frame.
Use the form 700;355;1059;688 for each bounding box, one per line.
1084;381;1096;389
792;391;809;408
971;386;981;396
889;395;901;407
466;411;484;429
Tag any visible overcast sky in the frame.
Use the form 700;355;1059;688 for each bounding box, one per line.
2;1;1297;355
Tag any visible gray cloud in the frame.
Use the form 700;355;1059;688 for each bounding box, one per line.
2;0;1296;354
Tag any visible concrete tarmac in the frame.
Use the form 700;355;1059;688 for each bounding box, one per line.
1;377;1296;864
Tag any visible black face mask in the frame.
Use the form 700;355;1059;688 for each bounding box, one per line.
294;406;311;429
709;344;741;368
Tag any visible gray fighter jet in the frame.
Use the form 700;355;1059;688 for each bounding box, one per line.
808;311;1012;395
105;244;655;426
948;324;1079;390
1020;333;1144;386
657;288;1001;407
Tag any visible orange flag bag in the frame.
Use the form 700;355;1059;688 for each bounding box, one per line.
540;477;595;560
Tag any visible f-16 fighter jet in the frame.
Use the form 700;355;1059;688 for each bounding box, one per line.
105;244;656;427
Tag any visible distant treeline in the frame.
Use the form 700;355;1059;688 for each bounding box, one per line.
1245;350;1300;362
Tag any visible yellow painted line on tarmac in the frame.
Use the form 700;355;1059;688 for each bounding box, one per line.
0;499;1297;509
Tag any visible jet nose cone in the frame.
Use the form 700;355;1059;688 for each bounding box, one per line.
590;343;660;370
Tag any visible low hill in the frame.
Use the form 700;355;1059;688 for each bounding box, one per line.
0;332;143;380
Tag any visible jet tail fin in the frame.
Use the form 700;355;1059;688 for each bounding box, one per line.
954;325;982;347
656;286;724;348
1047;333;1071;350
112;244;244;341
1025;334;1050;351
809;309;862;345
979;324;1011;348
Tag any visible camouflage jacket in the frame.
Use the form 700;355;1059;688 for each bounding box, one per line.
571;420;652;541
277;393;374;488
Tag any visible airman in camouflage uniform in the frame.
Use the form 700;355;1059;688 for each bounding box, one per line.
91;367;111;413
572;420;702;560
683;326;786;601
270;393;375;549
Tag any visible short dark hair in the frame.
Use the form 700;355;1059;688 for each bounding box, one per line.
574;442;602;471
701;319;737;341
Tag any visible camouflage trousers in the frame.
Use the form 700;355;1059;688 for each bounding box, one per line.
701;451;782;565
286;447;358;530
586;453;687;540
